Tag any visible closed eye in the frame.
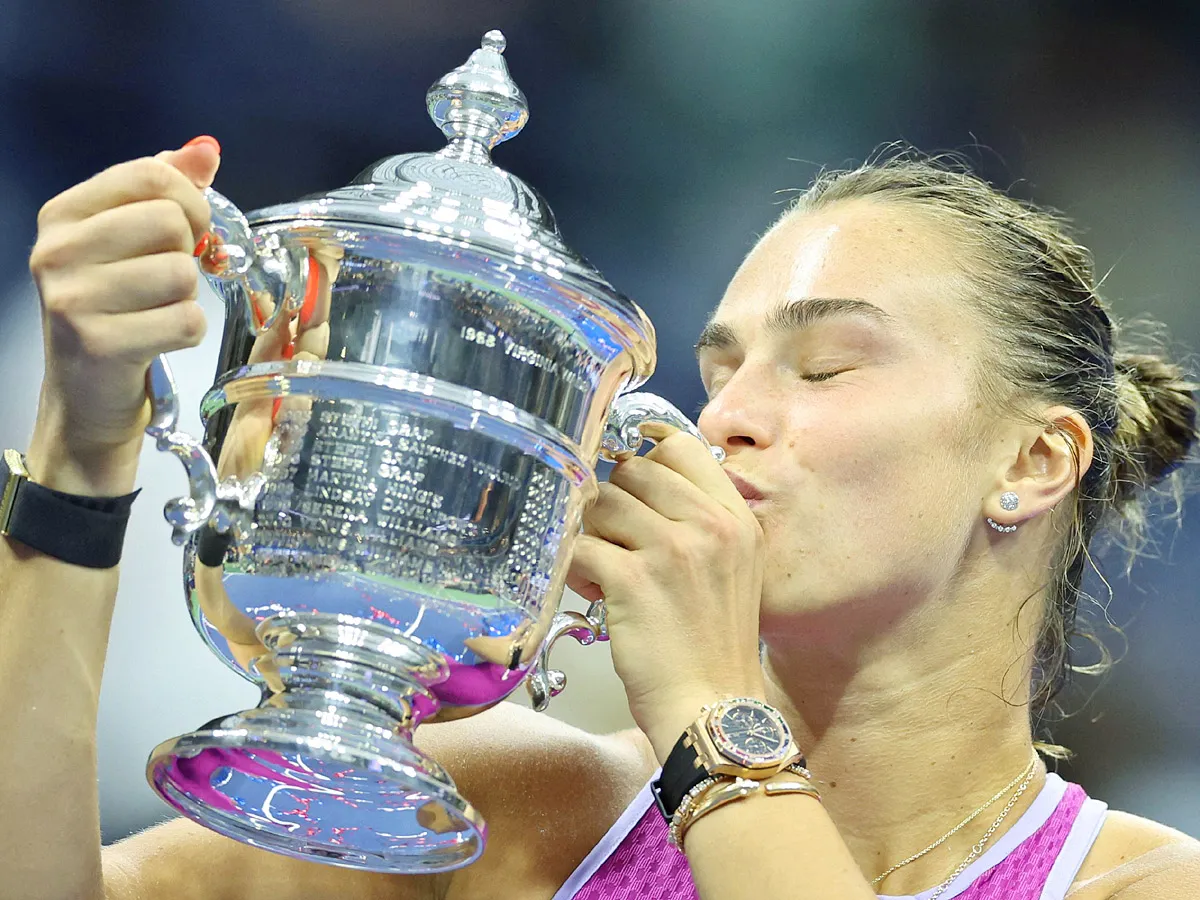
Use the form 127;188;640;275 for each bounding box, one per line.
801;369;850;383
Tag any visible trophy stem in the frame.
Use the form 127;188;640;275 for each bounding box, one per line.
147;612;487;872
255;611;449;733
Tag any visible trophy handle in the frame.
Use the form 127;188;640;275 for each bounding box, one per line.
527;391;723;711
526;600;608;712
599;391;725;464
144;188;308;545
195;187;311;334
145;355;221;545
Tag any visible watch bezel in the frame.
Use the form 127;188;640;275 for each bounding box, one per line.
706;697;793;768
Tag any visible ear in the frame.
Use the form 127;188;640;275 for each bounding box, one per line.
987;406;1094;526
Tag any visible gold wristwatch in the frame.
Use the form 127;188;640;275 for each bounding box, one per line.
651;697;805;820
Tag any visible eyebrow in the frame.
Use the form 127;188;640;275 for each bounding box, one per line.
694;297;893;356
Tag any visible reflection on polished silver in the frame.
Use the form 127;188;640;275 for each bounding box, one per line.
145;356;260;544
527;599;609;711
141;31;707;874
196;188;311;334
987;516;1018;534
600;392;726;463
147;176;312;543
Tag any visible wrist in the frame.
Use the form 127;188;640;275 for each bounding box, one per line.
24;430;142;497
646;685;768;764
26;387;149;496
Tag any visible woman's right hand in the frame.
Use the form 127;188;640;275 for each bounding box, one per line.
25;138;221;495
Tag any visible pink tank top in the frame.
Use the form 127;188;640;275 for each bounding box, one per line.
552;772;1107;900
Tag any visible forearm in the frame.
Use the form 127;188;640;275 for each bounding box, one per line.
684;788;875;900
0;435;137;900
0;537;120;899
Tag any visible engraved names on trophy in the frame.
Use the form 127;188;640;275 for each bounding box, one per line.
250;399;570;610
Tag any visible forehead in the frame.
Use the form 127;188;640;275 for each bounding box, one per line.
714;200;976;343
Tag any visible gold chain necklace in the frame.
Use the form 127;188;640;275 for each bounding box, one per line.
924;757;1041;900
870;750;1040;892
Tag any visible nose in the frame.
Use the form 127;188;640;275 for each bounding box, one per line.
697;367;774;453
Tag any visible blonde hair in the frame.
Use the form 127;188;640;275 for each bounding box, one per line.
776;149;1198;747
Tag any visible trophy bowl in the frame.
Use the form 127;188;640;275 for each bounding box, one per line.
140;31;719;873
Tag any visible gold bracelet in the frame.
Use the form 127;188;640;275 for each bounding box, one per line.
673;777;761;849
667;775;725;848
673;772;823;851
772;766;821;800
763;778;822;802
784;762;815;781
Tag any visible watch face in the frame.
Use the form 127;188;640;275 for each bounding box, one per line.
708;698;792;767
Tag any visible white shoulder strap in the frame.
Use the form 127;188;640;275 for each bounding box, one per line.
1038;797;1108;900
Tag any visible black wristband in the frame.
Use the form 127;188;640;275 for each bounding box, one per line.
0;451;139;569
196;524;234;566
651;737;708;821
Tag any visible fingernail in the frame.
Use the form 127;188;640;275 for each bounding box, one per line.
193;232;212;258
271;398;283;422
183;135;221;154
299;256;320;327
281;340;295;361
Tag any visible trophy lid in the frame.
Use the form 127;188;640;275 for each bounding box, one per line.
249;30;654;381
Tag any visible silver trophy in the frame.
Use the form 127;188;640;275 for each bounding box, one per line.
142;31;720;873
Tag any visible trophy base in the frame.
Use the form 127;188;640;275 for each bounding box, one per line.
146;697;486;872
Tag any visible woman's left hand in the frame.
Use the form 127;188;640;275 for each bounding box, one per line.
567;431;768;761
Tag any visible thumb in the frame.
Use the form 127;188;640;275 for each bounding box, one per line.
156;135;222;189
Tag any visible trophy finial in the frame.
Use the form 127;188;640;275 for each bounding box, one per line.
481;29;506;53
427;29;529;157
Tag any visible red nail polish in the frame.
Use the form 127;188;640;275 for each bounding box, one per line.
299;255;320;328
272;398;283;421
282;341;295;360
183;135;221;154
252;302;265;329
193;232;211;258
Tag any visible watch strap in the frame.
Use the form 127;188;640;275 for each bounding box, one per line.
651;732;708;821
1;449;139;568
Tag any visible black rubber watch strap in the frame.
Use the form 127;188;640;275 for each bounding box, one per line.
1;451;139;569
651;734;709;821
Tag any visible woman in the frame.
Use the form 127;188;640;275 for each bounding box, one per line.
1;136;1198;899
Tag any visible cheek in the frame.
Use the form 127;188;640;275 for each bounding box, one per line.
760;390;980;612
783;382;981;533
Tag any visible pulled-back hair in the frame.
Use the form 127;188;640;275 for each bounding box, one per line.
775;149;1198;746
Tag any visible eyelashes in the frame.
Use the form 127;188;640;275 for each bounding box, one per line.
699;369;850;410
800;370;846;383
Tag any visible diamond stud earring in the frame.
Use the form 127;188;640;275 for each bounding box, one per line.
1000;491;1020;511
987;517;1017;534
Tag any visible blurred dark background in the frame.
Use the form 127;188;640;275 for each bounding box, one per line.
0;0;1197;843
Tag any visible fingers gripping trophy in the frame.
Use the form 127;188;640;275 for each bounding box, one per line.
142;31;721;873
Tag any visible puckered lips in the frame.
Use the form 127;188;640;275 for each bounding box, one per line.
724;470;766;508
